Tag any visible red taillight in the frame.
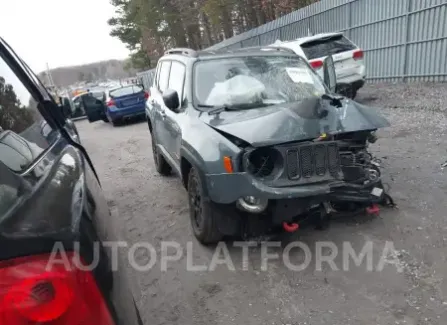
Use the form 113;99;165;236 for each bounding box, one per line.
107;99;115;107
144;91;150;99
0;253;115;325
309;60;323;69
353;50;364;60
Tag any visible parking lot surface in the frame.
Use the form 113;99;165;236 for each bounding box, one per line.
77;83;447;325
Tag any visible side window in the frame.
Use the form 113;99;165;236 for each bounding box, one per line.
158;61;171;93
154;65;161;88
168;61;186;104
0;53;56;215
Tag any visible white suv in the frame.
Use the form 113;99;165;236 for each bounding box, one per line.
271;32;366;98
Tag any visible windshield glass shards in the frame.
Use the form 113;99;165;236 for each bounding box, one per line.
193;56;327;111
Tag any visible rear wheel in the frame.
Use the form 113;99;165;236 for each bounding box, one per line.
188;167;223;244
151;132;171;175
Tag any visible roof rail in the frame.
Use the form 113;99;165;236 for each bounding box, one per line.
164;48;198;57
230;46;296;55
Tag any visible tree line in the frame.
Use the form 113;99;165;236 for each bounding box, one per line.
108;0;319;71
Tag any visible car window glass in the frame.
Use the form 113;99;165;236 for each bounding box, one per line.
168;61;186;102
0;52;56;215
158;61;171;93
109;85;143;97
301;35;356;60
155;65;161;88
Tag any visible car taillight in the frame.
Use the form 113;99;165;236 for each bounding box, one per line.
309;60;323;69
0;253;115;325
107;99;115;107
353;50;364;60
144;91;150;99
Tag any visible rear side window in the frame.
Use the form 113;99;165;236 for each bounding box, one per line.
301;35;356;60
109;85;143;97
158;61;171;93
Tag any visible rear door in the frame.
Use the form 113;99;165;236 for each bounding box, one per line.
300;34;361;79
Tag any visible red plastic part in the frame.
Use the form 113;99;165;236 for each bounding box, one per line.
366;204;380;215
0;252;115;325
353;50;364;60
107;99;116;107
309;60;323;69
144;91;150;99
283;222;300;233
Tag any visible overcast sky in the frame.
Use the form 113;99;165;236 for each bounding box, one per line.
0;0;130;74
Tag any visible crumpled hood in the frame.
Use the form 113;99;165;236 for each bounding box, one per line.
200;98;390;147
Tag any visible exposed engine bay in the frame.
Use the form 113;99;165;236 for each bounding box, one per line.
237;130;395;238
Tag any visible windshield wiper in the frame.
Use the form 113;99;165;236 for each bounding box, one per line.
197;104;231;115
200;103;274;116
321;93;344;108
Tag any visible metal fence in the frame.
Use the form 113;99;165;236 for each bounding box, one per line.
137;69;156;90
207;0;447;83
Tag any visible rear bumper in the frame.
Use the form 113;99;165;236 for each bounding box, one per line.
108;105;146;120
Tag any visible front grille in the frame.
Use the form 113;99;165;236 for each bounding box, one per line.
300;146;313;178
327;143;341;177
286;142;341;180
314;144;327;176
286;150;299;179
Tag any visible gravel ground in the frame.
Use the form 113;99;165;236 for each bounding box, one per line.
77;83;447;325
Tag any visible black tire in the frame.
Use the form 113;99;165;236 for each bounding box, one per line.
102;116;109;123
150;132;171;175
111;119;120;127
188;167;223;244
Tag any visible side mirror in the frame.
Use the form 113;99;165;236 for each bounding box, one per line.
323;55;337;93
162;89;180;111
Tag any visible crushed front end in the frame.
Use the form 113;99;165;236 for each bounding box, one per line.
205;130;393;237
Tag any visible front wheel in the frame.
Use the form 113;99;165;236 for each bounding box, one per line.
188;167;223;244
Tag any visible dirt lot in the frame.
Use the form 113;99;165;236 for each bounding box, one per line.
77;83;447;325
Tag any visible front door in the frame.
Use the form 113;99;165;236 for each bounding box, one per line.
83;94;106;122
152;60;172;159
163;60;186;165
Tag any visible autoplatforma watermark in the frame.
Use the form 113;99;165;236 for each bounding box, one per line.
46;240;404;273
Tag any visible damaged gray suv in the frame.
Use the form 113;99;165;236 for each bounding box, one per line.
146;46;391;244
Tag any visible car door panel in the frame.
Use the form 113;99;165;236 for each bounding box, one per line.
0;37;142;325
83;94;106;122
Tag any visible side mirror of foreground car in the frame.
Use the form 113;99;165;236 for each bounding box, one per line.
323;55;337;94
162;88;180;111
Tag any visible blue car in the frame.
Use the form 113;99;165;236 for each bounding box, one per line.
83;84;149;126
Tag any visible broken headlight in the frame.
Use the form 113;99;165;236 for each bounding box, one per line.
244;147;283;179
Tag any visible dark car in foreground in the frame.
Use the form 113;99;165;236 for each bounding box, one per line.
0;38;142;324
146;47;391;244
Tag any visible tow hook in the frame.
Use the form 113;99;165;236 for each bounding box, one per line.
283;222;299;233
366;204;380;215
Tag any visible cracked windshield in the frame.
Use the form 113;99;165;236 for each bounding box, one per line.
1;0;447;324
